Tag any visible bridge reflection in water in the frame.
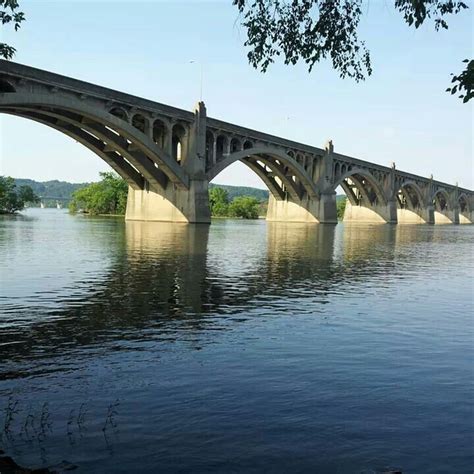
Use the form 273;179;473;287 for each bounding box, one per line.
0;218;458;373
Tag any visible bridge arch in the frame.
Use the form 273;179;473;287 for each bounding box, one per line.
431;188;455;224
0;92;189;191
334;168;387;206
458;193;472;224
5;109;145;190
397;181;426;208
431;189;450;211
458;193;470;213
333;168;393;223
206;143;323;221
396;180;429;224
206;145;318;200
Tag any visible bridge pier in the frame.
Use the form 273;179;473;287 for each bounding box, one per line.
125;180;211;224
434;208;459;225
266;192;337;224
397;206;434;224
343;199;398;224
459;211;473;224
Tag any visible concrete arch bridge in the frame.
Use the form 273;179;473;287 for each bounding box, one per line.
1;61;472;224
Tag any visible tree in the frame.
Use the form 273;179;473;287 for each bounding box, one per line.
234;0;471;101
228;195;260;219
0;175;39;213
69;172;128;215
1;0;25;60
447;59;473;103
337;197;347;220
209;186;230;216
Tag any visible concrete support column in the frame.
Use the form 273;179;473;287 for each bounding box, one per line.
212;140;217;165
343;199;397;224
164;123;173;157
318;192;338;224
125;101;211;224
397;206;433;224
125;181;210;223
452;206;460;224
266;192;337;224
386;199;398;224
426;205;435;224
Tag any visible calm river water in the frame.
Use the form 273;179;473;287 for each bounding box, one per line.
0;209;473;473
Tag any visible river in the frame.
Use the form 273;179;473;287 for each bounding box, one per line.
0;209;473;473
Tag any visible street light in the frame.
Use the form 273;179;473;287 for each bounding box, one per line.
189;60;203;101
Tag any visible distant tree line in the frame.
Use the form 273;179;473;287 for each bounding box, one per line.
14;178;90;201
7;173;346;220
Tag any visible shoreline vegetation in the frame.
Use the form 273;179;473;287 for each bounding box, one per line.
4;174;347;220
0;176;39;214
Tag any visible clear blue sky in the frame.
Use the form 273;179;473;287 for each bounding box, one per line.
0;0;472;189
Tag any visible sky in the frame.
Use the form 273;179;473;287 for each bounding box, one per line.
0;0;472;189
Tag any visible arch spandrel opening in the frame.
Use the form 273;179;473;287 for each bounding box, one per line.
172;123;187;164
153;119;168;150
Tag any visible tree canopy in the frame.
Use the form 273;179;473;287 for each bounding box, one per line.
0;0;25;60
69;172;128;215
209;186;261;219
0;175;39;213
228;195;260;219
234;0;471;101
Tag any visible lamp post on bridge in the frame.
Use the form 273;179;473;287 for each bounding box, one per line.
189;60;204;101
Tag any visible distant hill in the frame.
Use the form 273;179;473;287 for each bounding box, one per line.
14;178;346;205
14;178;89;201
209;183;269;201
14;178;271;204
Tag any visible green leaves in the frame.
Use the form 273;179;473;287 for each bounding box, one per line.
209;186;230;216
0;175;39;213
0;0;25;60
394;0;468;31
228;196;260;219
209;186;261;219
238;0;372;81
235;0;469;101
69;172;128;216
446;59;473;103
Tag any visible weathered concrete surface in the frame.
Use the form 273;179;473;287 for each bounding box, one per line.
126;180;210;223
266;193;337;224
397;208;430;224
343;200;397;224
434;210;458;225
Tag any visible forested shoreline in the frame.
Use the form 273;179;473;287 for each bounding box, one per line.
6;175;347;219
